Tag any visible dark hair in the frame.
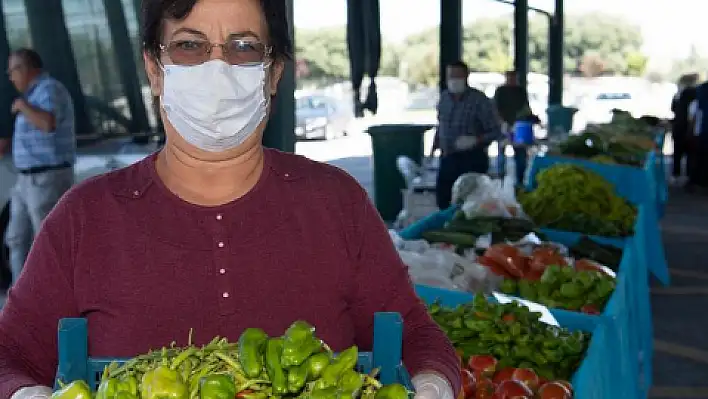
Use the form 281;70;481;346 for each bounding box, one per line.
447;60;469;73
141;0;293;62
11;48;43;69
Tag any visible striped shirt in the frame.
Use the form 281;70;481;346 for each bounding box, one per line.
12;73;76;170
436;88;502;154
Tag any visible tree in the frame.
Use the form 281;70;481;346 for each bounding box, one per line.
295;27;350;83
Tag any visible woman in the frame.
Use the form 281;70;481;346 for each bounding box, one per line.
0;1;460;398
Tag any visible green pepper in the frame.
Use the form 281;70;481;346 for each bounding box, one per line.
281;321;323;368
288;362;310;393
238;328;269;378
499;279;517;295
114;392;138;399
304;352;331;380
559;282;582;298
374;384;409;399
97;376;138;399
52;380;93;399
266;338;289;395
140;365;189;399
321;346;359;386
310;386;340;399
199;374;237;399
338;369;364;397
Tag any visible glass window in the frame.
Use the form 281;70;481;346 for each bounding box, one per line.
3;0;31;49
61;0;129;118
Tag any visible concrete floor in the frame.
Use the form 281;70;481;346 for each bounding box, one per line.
1;136;707;397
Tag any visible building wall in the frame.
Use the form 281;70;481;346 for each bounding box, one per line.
1;0;154;137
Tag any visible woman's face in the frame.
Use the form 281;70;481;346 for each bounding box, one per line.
144;0;284;158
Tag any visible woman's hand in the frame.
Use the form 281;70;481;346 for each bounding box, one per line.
412;373;455;399
10;386;52;399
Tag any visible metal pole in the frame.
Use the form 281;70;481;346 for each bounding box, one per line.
548;0;564;105
513;0;529;89
439;0;463;92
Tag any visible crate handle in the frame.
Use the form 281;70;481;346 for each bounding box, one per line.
55;318;89;390
372;312;403;385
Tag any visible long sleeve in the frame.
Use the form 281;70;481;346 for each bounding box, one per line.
0;193;81;398
345;184;461;395
476;95;503;144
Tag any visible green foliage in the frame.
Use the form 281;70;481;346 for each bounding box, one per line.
294;12;649;86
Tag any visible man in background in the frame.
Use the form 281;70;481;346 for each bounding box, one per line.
493;70;534;186
688;79;708;191
670;73;699;186
431;61;502;209
3;48;75;285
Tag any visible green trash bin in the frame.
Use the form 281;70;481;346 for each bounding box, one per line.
546;105;578;137
367;124;433;223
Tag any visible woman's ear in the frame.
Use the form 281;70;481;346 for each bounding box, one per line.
268;60;285;97
143;51;163;96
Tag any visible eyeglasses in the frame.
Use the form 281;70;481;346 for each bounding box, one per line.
160;39;272;66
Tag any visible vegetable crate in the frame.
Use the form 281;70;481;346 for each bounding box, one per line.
54;313;413;392
399;208;646;398
414;286;613;399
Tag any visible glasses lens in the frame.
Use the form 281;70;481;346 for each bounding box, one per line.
225;40;266;65
168;40;209;65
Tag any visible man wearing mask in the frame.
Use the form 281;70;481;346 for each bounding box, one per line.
670;73;698;186
3;48;75;285
431;61;502;209
493;70;534;186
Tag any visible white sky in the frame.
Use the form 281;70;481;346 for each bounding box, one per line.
294;0;707;62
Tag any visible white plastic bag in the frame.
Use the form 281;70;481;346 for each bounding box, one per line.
460;178;526;219
451;173;491;206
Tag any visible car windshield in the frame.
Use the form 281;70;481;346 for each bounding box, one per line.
297;97;329;110
597;93;631;100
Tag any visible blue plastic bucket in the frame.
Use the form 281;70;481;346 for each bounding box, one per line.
513;121;534;145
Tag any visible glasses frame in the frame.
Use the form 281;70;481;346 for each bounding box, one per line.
159;38;273;66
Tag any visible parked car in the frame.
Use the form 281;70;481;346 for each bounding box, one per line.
295;95;351;140
0;156;16;290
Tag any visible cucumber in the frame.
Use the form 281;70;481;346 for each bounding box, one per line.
421;230;478;247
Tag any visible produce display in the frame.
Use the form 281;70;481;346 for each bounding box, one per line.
422;213;542;253
52;321;409;399
499;264;615;314
428;295;589;385
550;112;660;167
518;165;637;237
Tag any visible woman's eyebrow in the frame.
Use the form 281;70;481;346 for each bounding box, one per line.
227;30;261;40
171;27;208;38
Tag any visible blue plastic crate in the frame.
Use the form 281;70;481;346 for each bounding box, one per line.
55;313;413;392
414;286;618;399
400;208;645;397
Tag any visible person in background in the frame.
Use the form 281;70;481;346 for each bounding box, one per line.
670;73;699;186
3;48;75;286
493;70;533;186
688;79;708;191
0;1;460;398
431;60;502;209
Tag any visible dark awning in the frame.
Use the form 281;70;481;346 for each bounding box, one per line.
347;0;381;117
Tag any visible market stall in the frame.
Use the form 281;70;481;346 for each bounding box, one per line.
391;114;667;398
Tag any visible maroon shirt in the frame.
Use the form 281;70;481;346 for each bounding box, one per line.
0;149;460;397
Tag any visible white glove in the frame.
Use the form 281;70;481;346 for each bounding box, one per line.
454;136;478;151
412;373;454;399
11;386;52;399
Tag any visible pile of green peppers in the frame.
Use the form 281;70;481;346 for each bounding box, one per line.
428;295;589;381
500;265;616;313
518;164;637;237
51;321;410;399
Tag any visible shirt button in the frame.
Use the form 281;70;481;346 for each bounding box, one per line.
284;173;290;177
133;190;140;197
222;292;230;298
219;268;226;274
216;214;223;220
218;241;225;248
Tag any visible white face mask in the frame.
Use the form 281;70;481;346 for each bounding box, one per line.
161;60;269;152
447;79;467;94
